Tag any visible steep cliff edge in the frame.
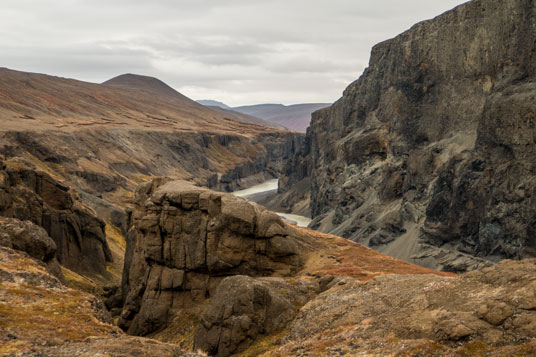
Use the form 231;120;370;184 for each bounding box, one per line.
280;0;536;272
0;157;111;278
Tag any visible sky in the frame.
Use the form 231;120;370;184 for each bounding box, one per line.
1;0;468;106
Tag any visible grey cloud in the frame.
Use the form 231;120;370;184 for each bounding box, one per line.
0;0;468;106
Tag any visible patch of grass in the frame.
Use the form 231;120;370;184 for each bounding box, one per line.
149;306;205;350
61;266;104;295
456;340;493;356
235;327;291;357
106;224;126;251
0;281;119;355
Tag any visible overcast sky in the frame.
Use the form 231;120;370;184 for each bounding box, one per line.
1;0;468;106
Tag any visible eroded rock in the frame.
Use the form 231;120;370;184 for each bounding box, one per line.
119;180;305;336
194;275;318;356
277;0;536;272
0;217;63;280
0;160;111;277
270;259;536;356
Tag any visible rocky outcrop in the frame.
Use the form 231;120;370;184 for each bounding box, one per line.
279;0;536;271
194;276;319;356
269;258;536;356
0;158;111;277
0;217;63;280
119;180;305;336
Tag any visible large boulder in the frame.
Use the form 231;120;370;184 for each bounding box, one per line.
194;276;319;356
0;217;63;280
119;180;305;336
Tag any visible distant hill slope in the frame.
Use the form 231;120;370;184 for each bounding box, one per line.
196;99;231;109
205;105;286;129
0;68;302;208
103;73;190;101
233;103;331;132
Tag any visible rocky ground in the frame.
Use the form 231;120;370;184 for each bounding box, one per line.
0;168;535;356
0;245;204;356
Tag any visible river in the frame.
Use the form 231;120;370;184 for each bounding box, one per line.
232;179;312;228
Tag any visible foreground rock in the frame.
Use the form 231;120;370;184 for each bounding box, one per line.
119;180;305;336
267;259;536;356
194;276;319;356
0;246;201;356
0;158;111;277
278;0;536;272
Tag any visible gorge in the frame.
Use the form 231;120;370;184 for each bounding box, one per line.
2;0;536;356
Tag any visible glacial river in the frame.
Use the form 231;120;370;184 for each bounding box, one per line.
232;179;312;228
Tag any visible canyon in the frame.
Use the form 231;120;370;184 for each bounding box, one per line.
277;0;536;273
2;0;536;356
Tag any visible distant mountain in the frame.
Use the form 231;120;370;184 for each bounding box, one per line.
233;103;331;132
197;100;231;109
205;106;286;130
103;73;190;101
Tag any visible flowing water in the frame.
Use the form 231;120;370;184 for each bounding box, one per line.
232;179;312;228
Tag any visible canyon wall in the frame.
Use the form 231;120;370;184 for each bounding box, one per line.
280;0;536;271
0;157;111;277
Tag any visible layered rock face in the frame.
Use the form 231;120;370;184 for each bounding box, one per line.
281;0;536;271
119;180;304;337
0;129;302;197
0;158;111;277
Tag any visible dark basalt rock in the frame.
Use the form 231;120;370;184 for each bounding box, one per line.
0;159;111;277
278;0;536;271
0;217;63;280
194;275;319;356
119;179;305;337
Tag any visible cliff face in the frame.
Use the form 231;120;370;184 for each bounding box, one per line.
0;157;111;277
281;0;536;271
119;179;304;337
0;129;302;197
